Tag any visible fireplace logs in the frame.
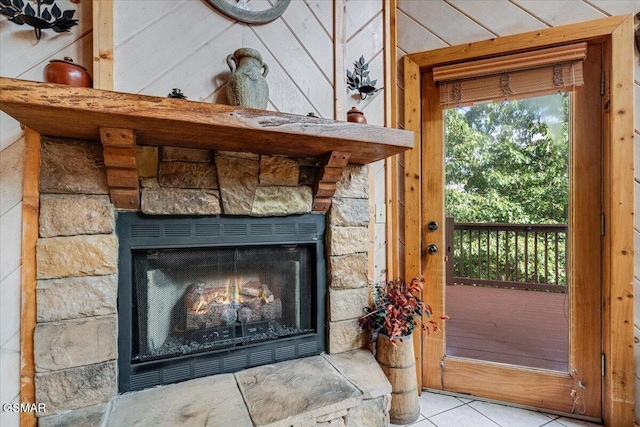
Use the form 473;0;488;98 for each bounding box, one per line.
184;280;282;330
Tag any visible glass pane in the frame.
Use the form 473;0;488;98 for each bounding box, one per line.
444;94;570;372
131;244;315;363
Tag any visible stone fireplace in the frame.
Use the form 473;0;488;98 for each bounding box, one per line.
0;78;413;426
33;137;375;422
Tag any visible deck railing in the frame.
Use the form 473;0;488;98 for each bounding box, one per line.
445;217;568;293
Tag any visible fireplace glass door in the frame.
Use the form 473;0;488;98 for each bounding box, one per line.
132;244;315;363
117;213;325;392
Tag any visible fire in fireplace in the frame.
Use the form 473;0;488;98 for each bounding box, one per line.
117;213;326;392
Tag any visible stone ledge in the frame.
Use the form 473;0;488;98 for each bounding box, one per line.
323;349;391;400
106;374;251;427
235;356;361;427
59;351;390;426
38;402;108;427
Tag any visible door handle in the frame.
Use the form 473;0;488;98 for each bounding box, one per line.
427;244;438;255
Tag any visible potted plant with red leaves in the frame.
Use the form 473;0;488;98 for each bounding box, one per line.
359;276;440;343
359;277;441;425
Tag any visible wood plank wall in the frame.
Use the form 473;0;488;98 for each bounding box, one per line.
0;1;93;425
2;1;638;424
112;0;390;283
2;3;390;423
394;0;639;422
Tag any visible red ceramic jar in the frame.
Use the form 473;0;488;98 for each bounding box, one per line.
43;57;92;87
347;106;367;124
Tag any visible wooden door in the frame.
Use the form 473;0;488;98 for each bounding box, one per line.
420;43;603;418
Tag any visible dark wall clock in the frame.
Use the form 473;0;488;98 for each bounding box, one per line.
204;0;291;25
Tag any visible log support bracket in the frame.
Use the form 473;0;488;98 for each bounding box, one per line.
313;151;350;212
99;127;140;210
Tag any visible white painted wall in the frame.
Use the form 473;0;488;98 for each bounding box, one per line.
0;1;92;425
396;0;639;422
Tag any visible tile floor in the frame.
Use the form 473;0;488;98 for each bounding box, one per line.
390;390;603;427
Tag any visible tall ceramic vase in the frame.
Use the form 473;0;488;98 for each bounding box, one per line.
226;48;269;109
376;333;420;424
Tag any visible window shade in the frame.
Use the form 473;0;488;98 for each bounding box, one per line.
434;43;587;107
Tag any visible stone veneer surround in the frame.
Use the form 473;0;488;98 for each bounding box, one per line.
33;137;374;420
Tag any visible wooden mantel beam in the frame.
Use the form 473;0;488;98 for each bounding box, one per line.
0;77;413;166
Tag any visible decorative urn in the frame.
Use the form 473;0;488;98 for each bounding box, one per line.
347;107;367;124
225;48;269;109
43;57;92;88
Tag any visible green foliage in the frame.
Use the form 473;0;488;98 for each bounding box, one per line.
445;95;569;289
445;95;569;224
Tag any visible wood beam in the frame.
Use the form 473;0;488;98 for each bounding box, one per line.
601;15;635;426
20;128;39;427
402;56;422;283
407;15;627;69
403;56;424;393
384;0;399;281
100;127;140;210
92;0;114;90
0;78;413;166
333;0;347;121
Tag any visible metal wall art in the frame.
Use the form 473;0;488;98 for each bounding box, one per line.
204;0;290;25
168;88;187;99
347;56;382;100
0;0;78;40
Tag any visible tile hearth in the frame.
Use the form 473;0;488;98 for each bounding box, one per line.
37;350;391;427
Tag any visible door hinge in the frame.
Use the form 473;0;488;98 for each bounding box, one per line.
602;353;606;376
600;71;605;96
601;213;605;236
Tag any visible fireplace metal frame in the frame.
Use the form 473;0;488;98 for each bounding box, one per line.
116;213;326;393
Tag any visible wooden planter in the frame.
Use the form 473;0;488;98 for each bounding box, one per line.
375;333;420;424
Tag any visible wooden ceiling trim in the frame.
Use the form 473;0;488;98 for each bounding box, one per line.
407;15;626;70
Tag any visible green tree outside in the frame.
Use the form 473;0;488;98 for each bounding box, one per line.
445;94;569;288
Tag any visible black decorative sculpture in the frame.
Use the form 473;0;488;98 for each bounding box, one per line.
0;0;78;40
347;56;382;100
168;88;187;99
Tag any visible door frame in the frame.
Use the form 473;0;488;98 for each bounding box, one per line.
402;15;634;426
420;44;603;417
